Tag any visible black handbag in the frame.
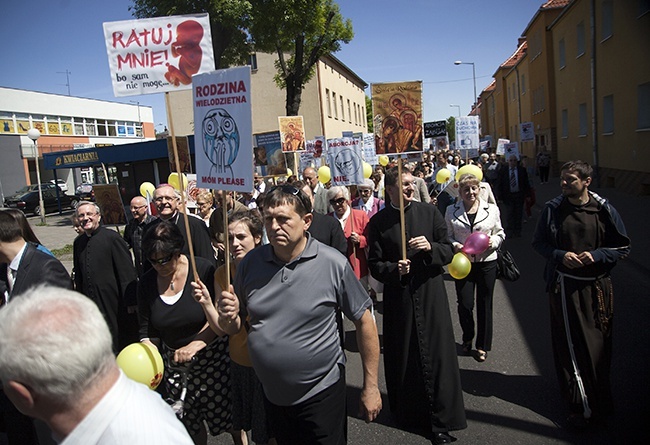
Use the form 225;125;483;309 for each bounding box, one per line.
496;247;520;281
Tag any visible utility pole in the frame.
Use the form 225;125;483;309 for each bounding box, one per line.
57;70;72;96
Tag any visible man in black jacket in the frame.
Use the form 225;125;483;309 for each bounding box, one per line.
0;210;72;445
498;155;530;238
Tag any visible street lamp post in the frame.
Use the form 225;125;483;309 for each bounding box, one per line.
27;128;46;224
454;60;477;111
450;104;461;117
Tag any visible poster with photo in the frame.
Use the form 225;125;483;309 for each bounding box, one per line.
255;131;287;176
327;137;364;186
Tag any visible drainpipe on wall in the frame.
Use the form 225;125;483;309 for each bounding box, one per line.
590;0;600;186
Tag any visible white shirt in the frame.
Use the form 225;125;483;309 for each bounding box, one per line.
4;242;26;303
60;371;193;445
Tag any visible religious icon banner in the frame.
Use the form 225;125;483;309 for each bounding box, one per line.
279;116;306;153
371;81;423;155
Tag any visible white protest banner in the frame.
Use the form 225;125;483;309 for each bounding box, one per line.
455;116;480;151
327;137;364;186
496;138;510;155
362;133;378;165
504;142;520;160
103;14;214;97
520;122;534;142
193;66;253;192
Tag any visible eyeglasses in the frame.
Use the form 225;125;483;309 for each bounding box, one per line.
149;254;174;266
329;197;346;206
359;188;372;194
269;185;312;214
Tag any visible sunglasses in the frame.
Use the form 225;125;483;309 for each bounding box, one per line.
269;185;312;214
149;254;174;266
329;197;347;205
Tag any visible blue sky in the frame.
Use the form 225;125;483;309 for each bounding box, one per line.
2;0;542;129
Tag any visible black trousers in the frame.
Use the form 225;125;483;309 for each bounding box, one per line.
266;366;347;445
455;260;498;351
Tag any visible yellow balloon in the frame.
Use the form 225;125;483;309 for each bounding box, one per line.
116;343;164;390
286;168;293;177
362;162;372;179
449;252;472;280
317;166;331;184
455;164;483;182
168;172;188;191
139;182;155;198
378;155;389;166
435;168;452;184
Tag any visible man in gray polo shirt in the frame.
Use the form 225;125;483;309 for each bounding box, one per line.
218;185;382;445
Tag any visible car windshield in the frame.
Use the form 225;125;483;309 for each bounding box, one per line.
15;186;36;194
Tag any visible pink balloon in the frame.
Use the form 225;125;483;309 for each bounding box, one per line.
462;232;490;255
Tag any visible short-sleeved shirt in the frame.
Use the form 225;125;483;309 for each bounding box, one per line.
234;234;371;406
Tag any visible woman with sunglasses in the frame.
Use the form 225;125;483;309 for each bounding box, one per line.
327;185;371;286
193;209;274;445
139;221;231;444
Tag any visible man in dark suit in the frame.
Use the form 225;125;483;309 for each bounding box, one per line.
498;155;531;238
0;210;72;445
295;180;347;256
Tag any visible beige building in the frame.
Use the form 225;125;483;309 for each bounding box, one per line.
166;52;368;140
478;0;650;194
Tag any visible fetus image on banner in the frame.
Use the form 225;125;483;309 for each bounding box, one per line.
202;108;240;178
165;20;204;86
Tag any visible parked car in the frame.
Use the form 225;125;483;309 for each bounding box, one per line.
75;183;96;201
49;178;68;193
4;184;78;216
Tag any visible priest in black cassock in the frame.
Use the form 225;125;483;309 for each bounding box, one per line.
73;202;138;352
368;167;466;445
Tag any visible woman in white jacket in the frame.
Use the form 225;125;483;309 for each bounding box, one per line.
445;174;506;362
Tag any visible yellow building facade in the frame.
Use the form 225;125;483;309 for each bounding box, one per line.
478;0;650;194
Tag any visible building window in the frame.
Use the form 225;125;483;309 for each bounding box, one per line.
340;95;345;121
638;82;650;130
521;74;526;94
85;120;97;136
96;119;108;136
577;22;585;57
325;88;331;117
247;53;258;71
333;92;338;119
602;0;613;40
579;103;588;136
602;94;614;134
45;115;60;135
353;101;358;125
60;116;73;135
562;108;569;139
73;117;85;135
347;99;351;123
559;38;566;68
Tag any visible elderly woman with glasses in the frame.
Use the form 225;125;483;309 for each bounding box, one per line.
139;221;231;444
327;185;371;285
194;189;215;226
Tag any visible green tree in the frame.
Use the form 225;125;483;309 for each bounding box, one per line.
446;116;456;143
365;95;373;132
129;0;251;69
249;0;353;116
